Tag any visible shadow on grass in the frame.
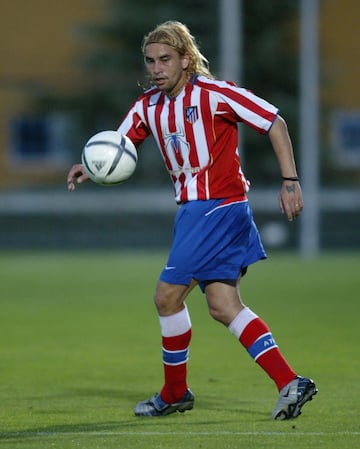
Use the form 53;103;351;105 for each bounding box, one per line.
0;387;270;442
0;407;269;442
0;417;227;441
0;421;138;441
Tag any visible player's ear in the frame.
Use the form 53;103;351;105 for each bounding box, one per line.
181;53;190;70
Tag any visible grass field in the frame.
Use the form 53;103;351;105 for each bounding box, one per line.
0;250;359;449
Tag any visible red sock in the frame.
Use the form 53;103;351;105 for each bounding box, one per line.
160;328;192;403
228;308;297;391
239;316;296;391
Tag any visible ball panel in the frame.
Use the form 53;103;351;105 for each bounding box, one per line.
120;135;138;164
107;146;123;176
81;150;96;177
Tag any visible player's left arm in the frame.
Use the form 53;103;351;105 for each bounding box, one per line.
268;115;303;222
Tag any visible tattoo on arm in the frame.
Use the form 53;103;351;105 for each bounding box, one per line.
286;184;295;193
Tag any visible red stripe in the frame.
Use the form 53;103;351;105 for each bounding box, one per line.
142;95;150;131
239;317;270;348
200;88;216;149
196;78;277;134
219;195;247;206
120;98;150;146
183;84;200;168
162;329;192;351
168;98;176;133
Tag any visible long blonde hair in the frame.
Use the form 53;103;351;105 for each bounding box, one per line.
142;20;214;80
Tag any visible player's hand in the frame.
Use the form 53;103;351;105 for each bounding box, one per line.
67;164;89;191
279;180;303;222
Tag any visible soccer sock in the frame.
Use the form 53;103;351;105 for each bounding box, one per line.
159;305;192;404
228;307;297;391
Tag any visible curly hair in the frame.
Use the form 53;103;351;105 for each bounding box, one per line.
142;20;214;80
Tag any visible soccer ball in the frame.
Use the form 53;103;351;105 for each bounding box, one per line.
81;131;137;185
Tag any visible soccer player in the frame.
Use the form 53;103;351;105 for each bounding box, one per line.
67;20;317;420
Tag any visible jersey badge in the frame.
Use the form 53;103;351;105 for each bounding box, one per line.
185;106;198;124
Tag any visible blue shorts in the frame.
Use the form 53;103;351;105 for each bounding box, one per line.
160;199;266;292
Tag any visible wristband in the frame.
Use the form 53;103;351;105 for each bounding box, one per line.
282;176;299;182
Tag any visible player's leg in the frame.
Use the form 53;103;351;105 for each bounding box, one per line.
156;280;196;404
205;280;317;419
206;280;298;390
133;280;196;416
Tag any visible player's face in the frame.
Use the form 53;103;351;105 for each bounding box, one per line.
144;43;189;97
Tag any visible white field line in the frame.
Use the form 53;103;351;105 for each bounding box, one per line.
2;431;360;437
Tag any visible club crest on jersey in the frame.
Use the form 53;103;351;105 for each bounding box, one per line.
185;106;198;124
163;128;189;162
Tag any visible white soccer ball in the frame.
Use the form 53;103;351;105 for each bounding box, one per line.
81;131;137;185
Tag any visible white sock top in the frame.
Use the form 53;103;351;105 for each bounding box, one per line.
159;305;192;337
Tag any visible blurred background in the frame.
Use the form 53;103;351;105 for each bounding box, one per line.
0;0;359;253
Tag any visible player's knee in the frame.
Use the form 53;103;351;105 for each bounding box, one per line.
208;305;229;325
153;290;168;314
153;282;184;315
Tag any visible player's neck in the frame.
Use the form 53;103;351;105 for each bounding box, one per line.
166;75;189;98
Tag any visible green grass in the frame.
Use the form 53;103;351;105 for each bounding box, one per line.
0;251;359;449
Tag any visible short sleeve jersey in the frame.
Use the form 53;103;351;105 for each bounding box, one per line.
118;75;279;203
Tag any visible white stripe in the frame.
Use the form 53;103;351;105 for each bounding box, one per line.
204;199;248;217
205;170;210;199
192;88;211;167
146;93;163;155
189;87;210;201
253;344;279;361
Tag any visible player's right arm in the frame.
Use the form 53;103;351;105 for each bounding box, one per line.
67;163;89;192
67;95;149;192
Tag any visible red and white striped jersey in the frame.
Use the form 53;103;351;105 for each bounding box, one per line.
118;75;279;203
